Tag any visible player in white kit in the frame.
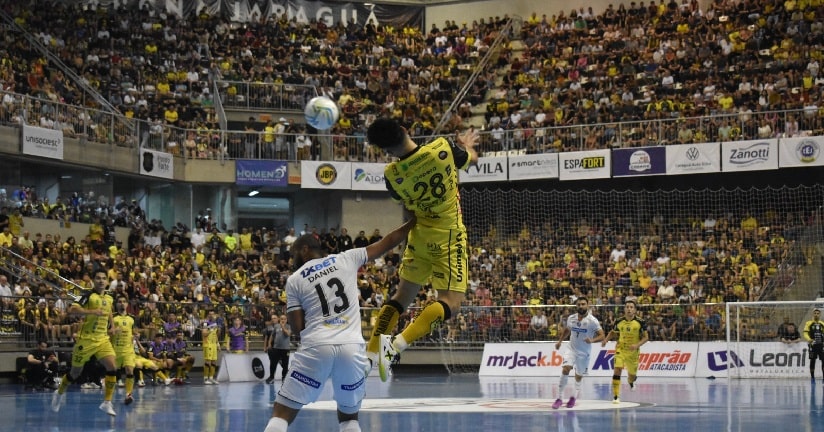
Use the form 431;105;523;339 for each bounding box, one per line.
552;297;604;409
263;217;415;432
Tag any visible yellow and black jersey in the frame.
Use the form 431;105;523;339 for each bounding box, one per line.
111;314;135;352
614;316;648;351
383;137;470;229
805;319;824;345
78;292;114;341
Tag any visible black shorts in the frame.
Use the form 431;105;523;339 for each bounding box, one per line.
810;343;824;359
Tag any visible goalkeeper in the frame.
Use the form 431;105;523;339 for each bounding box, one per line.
364;118;479;381
803;308;824;382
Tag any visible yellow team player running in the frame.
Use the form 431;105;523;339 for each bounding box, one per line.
111;296;137;405
602;300;649;404
365;117;479;380
52;271;119;416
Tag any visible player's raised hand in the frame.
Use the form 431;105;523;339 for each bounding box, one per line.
457;127;480;150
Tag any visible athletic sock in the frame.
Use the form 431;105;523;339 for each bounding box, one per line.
367;302;402;354
612;376;621;398
125;374;134;394
397;300;448;351
104;373;117;401
559;374;569;398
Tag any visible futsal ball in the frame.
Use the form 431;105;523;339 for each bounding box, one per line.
304;96;340;130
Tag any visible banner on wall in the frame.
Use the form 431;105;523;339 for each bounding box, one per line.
721;139;779;172
74;0;423;28
558;149;611;180
459;156;508;183
779;136;824;168
507;153;558;181
22;124;64;160
696;341;809;378
236;159;288;187
139;148;174;179
612;146;666;177
301;160;352;189
479;342;698;377
351;162;386;191
666;142;721;174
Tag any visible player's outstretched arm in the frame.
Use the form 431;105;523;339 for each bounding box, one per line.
365;216;416;261
601;330;615;347
456;128;480;165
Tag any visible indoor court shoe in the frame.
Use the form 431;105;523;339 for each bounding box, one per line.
566;397;576;408
125;393;133;405
379;335;398;382
99;401;117;416
51;390;65;412
613;396;620;404
552;398;563;409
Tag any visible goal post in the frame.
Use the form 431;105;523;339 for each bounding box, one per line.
724;300;824;378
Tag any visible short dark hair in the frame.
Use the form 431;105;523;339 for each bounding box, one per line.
367;118;406;150
292;234;322;253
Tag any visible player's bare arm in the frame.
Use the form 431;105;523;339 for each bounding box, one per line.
630;330;650;351
555;326;570;350
586;329;606;344
456;128;480;165
365;217;416;261
286;309;305;340
601;330;615;347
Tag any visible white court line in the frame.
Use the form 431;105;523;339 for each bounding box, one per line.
304;398;652;412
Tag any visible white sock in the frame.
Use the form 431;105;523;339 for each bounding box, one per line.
339;420;361;432
574;379;582;398
393;335;409;352
264;417;288;432
558;374;569;398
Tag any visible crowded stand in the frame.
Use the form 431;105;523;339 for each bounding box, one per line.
0;186;819;355
1;0;820;160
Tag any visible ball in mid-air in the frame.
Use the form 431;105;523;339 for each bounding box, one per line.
304;96;340;130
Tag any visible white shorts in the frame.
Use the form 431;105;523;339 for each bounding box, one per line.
562;349;590;376
276;343;368;413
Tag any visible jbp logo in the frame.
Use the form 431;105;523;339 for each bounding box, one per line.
252;357;265;379
707;350;745;371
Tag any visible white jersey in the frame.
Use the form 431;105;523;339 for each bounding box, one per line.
285;248;367;348
563;312;602;354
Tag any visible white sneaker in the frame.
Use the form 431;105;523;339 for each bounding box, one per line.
51;390;65;412
137;380;146;387
378;335;398;382
612;396;620;405
99;401;116;416
204;378;214;385
163;378;172;385
117;379;125;388
81;383;95;390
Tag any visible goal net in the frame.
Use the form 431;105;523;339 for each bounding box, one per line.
725;300;824;379
426;185;824;374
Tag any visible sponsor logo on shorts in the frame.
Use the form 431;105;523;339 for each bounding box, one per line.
291;371;321;388
340;376;365;391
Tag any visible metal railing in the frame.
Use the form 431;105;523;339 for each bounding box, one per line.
1;87;822;162
216;81;318;112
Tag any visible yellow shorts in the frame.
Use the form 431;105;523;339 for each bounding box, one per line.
399;226;468;293
71;338;116;367
203;344;218;362
614;349;639;375
114;350;136;369
135;356;157;370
